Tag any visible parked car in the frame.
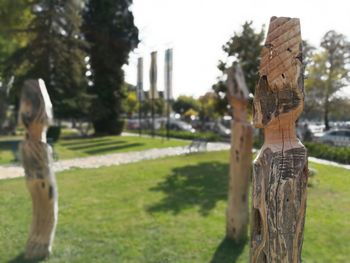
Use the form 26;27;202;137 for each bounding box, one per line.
127;119;140;130
317;129;350;147
307;122;325;137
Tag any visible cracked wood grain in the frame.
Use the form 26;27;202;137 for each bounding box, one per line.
226;63;253;241
250;17;308;263
19;79;58;260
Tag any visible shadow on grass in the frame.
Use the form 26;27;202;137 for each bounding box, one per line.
84;143;144;155
8;253;46;263
0;140;20;163
0;140;20;151
59;138;112;147
66;140;126;151
147;161;228;216
210;238;247;263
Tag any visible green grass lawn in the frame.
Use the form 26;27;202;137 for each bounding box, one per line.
0;151;349;262
0;135;189;165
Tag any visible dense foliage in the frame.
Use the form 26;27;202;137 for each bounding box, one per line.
5;0;91;119
83;0;139;134
212;21;265;116
172;95;200;114
304;31;350;129
305;142;350;164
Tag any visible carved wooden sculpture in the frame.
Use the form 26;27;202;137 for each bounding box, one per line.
226;63;253;241
250;17;308;262
19;79;58;259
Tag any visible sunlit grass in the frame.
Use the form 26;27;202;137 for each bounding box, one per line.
0;135;189;165
0;151;349;262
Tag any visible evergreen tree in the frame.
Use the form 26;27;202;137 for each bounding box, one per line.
5;0;90;119
212;21;265;116
83;0;139;135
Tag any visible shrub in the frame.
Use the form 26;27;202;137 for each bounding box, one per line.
114;120;126;135
47;126;61;142
93;119;125;135
305;142;350;164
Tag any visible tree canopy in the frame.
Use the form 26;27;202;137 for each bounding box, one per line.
4;0;91;119
172;95;200;115
212;21;265;116
83;0;139;134
304;30;350;129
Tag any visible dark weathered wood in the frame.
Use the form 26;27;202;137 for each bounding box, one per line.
19;79;58;260
226;63;253;241
250;17;308;263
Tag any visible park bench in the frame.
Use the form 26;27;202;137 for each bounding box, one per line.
188;138;207;153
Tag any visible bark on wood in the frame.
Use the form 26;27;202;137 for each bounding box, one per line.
250;17;308;263
19;79;58;260
226;63;253;241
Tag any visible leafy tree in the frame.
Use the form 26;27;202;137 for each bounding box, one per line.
83;0;139;134
181;108;198;122
302;40;316;73
0;0;33;96
329;98;350;121
141;98;165;117
0;0;31;132
123;90;139;118
305;31;350;129
212;21;265;115
304;51;326;121
0;80;12;132
5;0;90;119
199;92;219;121
172;95;200;115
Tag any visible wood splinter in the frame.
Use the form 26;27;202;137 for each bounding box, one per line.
226;63;253;241
250;17;308;263
19;79;58;260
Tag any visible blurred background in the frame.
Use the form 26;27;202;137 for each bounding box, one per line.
0;0;349;162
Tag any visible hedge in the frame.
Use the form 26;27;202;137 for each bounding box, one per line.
304;142;350;164
128;129;350;164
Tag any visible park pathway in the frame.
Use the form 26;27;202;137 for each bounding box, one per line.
1;143;349;180
0;142;230;180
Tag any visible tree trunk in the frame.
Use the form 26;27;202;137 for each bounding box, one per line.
226;63;252;241
324;98;330;131
19;79;58;260
251;17;308;262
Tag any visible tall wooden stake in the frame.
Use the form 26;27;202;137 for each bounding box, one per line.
19;79;58;260
250;17;308;262
226;63;253;241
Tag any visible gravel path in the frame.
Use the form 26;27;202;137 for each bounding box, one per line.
1;143;349;180
0;142;230;180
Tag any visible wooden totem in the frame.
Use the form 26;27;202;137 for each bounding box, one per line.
250;17;308;262
19;79;58;259
226;63;253;241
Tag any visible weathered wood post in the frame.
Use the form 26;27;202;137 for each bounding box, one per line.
226;63;253;241
250;17;308;262
19;79;58;259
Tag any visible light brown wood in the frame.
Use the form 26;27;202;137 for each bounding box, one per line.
19;79;58;260
226;63;253;241
250;17;308;263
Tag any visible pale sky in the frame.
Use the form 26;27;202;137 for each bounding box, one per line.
123;0;350;98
